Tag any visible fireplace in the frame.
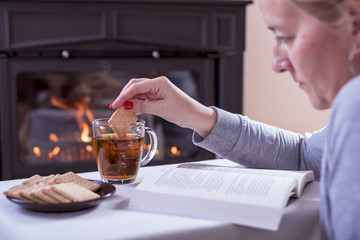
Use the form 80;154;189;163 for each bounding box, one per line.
0;0;251;180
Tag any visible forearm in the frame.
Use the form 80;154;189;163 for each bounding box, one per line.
193;107;324;178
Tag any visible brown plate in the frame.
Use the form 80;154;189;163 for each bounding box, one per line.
6;180;116;213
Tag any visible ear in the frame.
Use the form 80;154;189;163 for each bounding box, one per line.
351;14;360;35
348;1;360;35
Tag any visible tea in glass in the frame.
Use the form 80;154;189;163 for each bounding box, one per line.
93;133;144;181
92;119;157;184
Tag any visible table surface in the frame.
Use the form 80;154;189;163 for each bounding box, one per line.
0;159;320;240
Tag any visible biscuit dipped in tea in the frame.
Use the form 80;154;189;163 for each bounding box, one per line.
108;105;138;137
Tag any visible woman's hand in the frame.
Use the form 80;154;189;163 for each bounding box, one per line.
110;76;217;138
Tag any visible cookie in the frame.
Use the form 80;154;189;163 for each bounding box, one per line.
31;185;60;204
3;172;102;204
51;183;100;202
43;187;72;203
55;171;101;191
22;174;43;186
4;184;30;201
108;106;138;137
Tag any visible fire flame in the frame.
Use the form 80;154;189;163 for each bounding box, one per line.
74;102;93;142
32;97;95;161
50;96;94;143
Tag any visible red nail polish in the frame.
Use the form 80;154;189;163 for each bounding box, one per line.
109;101;114;108
124;101;133;110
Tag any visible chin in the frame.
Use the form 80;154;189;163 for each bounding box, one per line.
309;98;330;110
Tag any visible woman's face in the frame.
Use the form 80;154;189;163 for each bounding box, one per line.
258;0;355;110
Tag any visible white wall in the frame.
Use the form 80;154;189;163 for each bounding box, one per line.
243;2;330;134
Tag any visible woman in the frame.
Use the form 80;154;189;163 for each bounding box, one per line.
110;0;360;239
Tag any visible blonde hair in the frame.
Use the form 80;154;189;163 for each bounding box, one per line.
293;0;349;24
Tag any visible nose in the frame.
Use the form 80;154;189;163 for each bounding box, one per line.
272;47;292;73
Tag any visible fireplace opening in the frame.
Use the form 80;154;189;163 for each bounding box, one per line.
17;67;209;166
2;54;220;179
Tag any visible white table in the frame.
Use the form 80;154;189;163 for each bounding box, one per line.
0;159;320;240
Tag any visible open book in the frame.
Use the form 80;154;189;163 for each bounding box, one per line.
129;163;314;231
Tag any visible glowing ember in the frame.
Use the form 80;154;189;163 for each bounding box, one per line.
86;145;93;152
170;146;181;156
48;146;60;158
33;147;41;157
145;144;159;156
49;133;59;142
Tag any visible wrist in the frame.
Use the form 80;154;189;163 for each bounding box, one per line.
188;106;217;139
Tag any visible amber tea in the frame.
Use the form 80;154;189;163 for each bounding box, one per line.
93;133;144;181
92;118;157;184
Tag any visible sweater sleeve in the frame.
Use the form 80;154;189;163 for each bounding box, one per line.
322;76;360;240
193;107;325;179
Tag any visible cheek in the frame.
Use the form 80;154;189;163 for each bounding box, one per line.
294;31;348;81
293;32;352;108
292;40;323;79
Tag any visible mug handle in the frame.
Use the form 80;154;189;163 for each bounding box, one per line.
140;127;158;166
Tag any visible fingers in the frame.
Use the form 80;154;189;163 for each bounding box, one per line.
121;78;147;93
110;76;187;125
111;76;169;109
110;78;147;108
108;76;216;135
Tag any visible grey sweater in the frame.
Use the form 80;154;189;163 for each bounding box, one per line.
193;76;360;240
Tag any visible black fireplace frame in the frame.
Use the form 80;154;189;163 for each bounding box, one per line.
0;0;252;180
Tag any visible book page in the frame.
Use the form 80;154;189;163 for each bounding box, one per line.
130;166;301;230
177;163;314;197
136;167;296;208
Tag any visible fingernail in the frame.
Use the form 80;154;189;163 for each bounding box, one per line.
124;101;133;110
109;101;114;109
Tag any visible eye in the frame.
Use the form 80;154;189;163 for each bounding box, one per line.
276;36;289;43
276;35;295;46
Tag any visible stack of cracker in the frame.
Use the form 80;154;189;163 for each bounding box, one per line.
3;171;101;204
108;105;138;137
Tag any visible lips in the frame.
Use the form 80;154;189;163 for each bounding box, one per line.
294;78;304;89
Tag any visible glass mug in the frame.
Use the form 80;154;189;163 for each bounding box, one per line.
91;118;158;184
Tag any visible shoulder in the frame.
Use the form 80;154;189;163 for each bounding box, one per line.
332;76;360;111
329;75;360;137
332;75;360;108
